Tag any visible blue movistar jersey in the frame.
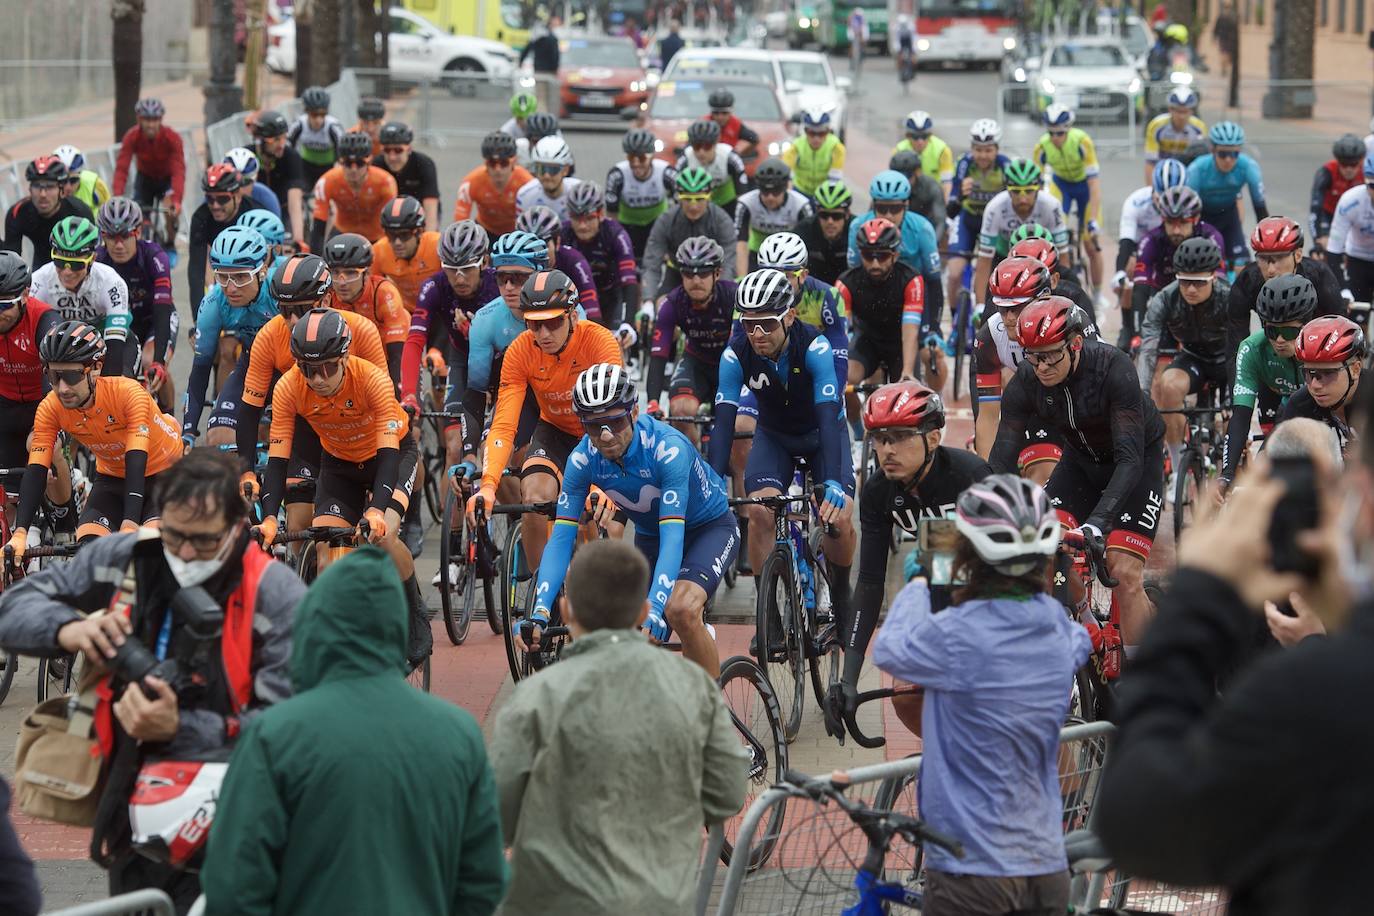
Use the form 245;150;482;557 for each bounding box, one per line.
534;414;731;618
789;275;848;382
466;296;587;394
1186;153;1266;215
845;209;941;277
183;281;278;436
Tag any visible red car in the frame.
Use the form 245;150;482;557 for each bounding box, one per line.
644;77;794;177
557;35;651;120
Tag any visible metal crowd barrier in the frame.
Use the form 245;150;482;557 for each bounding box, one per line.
45;889;176;916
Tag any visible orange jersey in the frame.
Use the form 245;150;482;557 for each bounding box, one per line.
325;274;409;345
371;231;441;311
482;319;623;490
453;165;532;236
269;356;407;464
242;310;388;407
311;165;398;241
30;376;180;478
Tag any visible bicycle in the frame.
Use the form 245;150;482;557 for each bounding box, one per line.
475;500;568;682
897;46;916;93
139;192;179;264
948;263;978;403
846;383;883;495
3;537;81;703
436;471;501;646
1160;394;1225;545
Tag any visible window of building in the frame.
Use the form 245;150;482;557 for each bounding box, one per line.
1338;0;1347;31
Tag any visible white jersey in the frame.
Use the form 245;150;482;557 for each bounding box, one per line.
1118;185;1161;245
976;190;1070;258
1328;184;1374;262
514;176;584;222
607;159;673;216
29;261;131;341
985;311;1023;370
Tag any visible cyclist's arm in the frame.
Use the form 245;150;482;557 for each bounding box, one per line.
845;217;860;269
645;464;692;620
112;131;134;196
848;480;893;666
182;293;226;438
2;208;20;255
167;131;186;208
1225;277;1252;389
566;253;601;319
14;399;59;531
736;123;760;148
987;373;1032;474
706;348;743;477
645;297;677;405
899;274;925;378
602;167;624;211
804;336;844;487
531;471;589;618
99;274;133;378
238;335;280;466
780;143;799;172
401;285;435;399
640;215;670;299
478;345;530;491
1142;120;1161;170
973;324;1003;457
728;151;750;193
374;278;409;384
732;213;749;277
819;285;848;382
452;177;475;223
363;375;403;513
259;376;300;521
1244;159;1269;221
1088;363;1151;532
1136;290;1167;391
308;190;328;255
119;392;156;526
465;312;495;395
149;246;175;365
1310;166;1334;242
609;222;641;309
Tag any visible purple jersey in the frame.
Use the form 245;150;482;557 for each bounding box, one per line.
554;246;601;318
651;279;739;363
1133;221;1226;290
562;217;638;293
95;239;172;324
402;267;497;399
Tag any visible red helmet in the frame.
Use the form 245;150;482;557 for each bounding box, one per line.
862;380;945;431
202;163;241;193
1250;216;1303;255
1297;316;1366;364
1018;296;1085;348
1009;237;1059;274
988;256;1051;308
857;217;900;251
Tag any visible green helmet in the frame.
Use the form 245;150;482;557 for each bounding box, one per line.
813;179;853;210
1009;222;1054;246
675;166;713;195
510;91;538;119
50;215;98;256
1003;158;1043;189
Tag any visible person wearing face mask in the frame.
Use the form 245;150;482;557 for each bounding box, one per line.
0;447;302;910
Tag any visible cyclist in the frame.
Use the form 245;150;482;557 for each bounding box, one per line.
309;132;399;252
29;216;132;376
501;91;539;142
516;205;600;318
372;195;441;312
792;178;853;286
352;96;386;157
1310;134;1366;258
53;145;110;215
563;183;640;333
990;296;1165;652
1276;314;1365;453
845;172;942;328
224;146;282;218
9;320;180;552
520;112;564;168
674;120;748;218
605;128;675;260
516;137;582;221
1130;186;1223;319
189;164;261;308
1116;159;1191;349
5;157;94;270
1221;273;1312;494
1008;228;1097;328
237;208;293;275
525;363;737;676
641;167;737;301
1325;155;1374;304
972;158;1069;307
758;231;848;381
782;108;845;199
945;118;1009;320
111;98;185;232
735;158;813;273
704;88;760;158
321;232;407;382
887;149;946;243
1186;121;1268;268
893;110;955;198
454;132;533;237
289;85;345;189
250;110;308;247
94;198;176;411
1033;104;1103;292
1142;86;1207;184
373;122;441;230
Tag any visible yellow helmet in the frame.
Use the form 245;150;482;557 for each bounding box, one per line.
1164;23;1189;43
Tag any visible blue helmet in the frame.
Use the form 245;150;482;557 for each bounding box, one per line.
1364;153;1374;181
209;226;268;270
490;230;549;270
235;209;286;247
869;170;911;202
1151;158;1188;194
1208;121;1245;147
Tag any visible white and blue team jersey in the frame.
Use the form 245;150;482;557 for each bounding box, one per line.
1118;185;1162;244
1328;183;1374;262
533;414;730;618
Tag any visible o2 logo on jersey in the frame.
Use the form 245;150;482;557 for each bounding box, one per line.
557;492;571;509
820;383;837;400
661;489;680;508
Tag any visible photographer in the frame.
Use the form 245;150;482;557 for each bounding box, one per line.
0;448;303;912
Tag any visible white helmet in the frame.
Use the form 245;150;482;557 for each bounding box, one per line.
129;760;228;871
531;135;574;167
52;144;84;172
736;268;795;314
573;363;636;414
904;110;934;134
1167;86;1198;108
802;107;832;130
1043;103;1074;128
970;118;1002;144
954;474;1060;575
757;232;809;271
223;146;260;179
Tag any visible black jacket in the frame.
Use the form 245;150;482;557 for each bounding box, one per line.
521;32;561;73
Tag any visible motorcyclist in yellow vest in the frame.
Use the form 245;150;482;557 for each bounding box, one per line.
54;145;110;215
892;110;955;197
783;108;846;198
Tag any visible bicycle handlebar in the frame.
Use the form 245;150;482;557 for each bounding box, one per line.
270;523;365;545
1060;531;1119;589
842;684;922;749
779;768;965;858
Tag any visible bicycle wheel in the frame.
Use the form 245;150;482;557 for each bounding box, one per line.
804;557;840;712
37;653;76;703
482;514;505;634
1172;449;1205;545
754;545;805;742
406;655;431;692
296;541;320;586
419;393;443;525
439;491;475;646
872;761;927;900
952;290;972;402
0;651;15;706
499;522;530;681
1069;664;1098;724
717;655;788;870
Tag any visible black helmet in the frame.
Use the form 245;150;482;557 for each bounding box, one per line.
525;112;560;143
708;88;734;111
302;86;331;112
622;128;656;155
379;121;413;145
754;157;790;191
675;236;725;271
97;197;143;236
271;254;333;306
39;320;105;365
253;110;290;139
519;269;579;319
1256;274;1319;324
566;182;604;216
480;131;518;160
379;195;425;232
1333;133;1365;165
888;149;921;175
290;308;352;362
338;131;373;160
515;206;561;242
357;96;385;121
1172;236;1223;276
0;251;30;299
26;156;68;184
322;233;374;269
439;220;490;265
687;120;721;147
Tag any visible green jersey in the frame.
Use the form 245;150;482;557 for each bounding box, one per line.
1232;329;1302;410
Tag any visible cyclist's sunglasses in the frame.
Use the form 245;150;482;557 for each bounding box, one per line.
216;269;259;289
495;270;532;288
741;314;785;335
0;295;23;311
442;261;483;273
870;428;921;447
278;300;314;317
1048;129;1069;138
676;192;710;204
534;163;565;176
341;158;370;169
52;255;94;272
486;156;513;168
1264;324;1302;341
1025;346;1069;366
385;228;420;241
298;358;344;380
101;231;138;243
1007;185;1040;195
332;267;367;282
523;314;568;333
906;132;931;141
1214;150;1240;160
873;203;906;215
858;248;896;263
47;367;88;386
817;209;849;221
1257;252;1296;265
382;145;408;155
680;267;717;278
1304;365;1348;383
1176;276;1213;289
581;408;633;437
205;193;235;205
804;128;829;138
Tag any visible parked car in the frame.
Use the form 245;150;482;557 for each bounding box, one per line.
556;34;651;119
661;47;850;139
787;4;820;48
1033;37;1144;124
644;77;794;175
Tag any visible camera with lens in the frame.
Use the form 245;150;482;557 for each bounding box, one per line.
108;587;225;701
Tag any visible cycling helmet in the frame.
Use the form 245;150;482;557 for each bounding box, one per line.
209;226;269;270
379;121;413;145
134;98;165;119
1164;22;1190;43
1334;133;1366;165
481;131;518;160
754;158;791;191
290;307;352;361
531;136;574;168
1017;296;1084;347
525;112;560;143
253;110;289;138
50;216;98;256
969;118;1002;144
675;166;714;195
573;363;637;414
736;268;795;314
1167;86;1199;108
687;120;721;147
989;256;1052;307
566;181;604;216
338;131;373;160
515;205;562;241
322;233;374;269
40;320;105;365
1043;103;1074;127
439;220;490;266
802;107;832;130
1003;158;1042;189
889;149;921;176
1256;274;1319;325
235;209;286;247
757;232;809;271
0;251;30;299
510;91;539;119
271;254;333;304
1008;222;1055;247
955;473;1060;574
202;163;241;194
1010;237;1059;273
128;759;227;871
223;147;260;179
1209;121;1245;146
52;145;85;173
1365;153;1374;181
357;96;385;121
1151;158;1189;194
708;88;735;111
675;236;725;272
869;170;911;202
380;195;425;232
903;110;934;135
97;197;144;236
26;156;68;184
622;128;657;155
1250;216;1303;255
302;86;331;113
490;230;549;270
862;380;945;432
857;217;901;251
1154;185;1202;220
1298;315;1366;363
1172;236;1223;276
813;179;853;210
519;269;579;319
1179;141;1210;166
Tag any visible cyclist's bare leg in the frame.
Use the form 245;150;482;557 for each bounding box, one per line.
664;579;718;677
743;485;782;574
1108;548;1152;646
945;254;968;326
519;467;559;571
312;513;351;575
730;414;755;498
31;432;73;507
206;427;235;449
383;505;413;579
285;499;312;561
1024;460;1057;487
669;393;702;447
820;504;856;567
143;339;175;413
845;361;871;427
1155;367;1191;456
890;677;925;737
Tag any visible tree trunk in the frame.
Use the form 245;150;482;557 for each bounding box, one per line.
204;0;243;133
295;0;314;95
112;0;145;141
312;0;342;87
357;0;391;96
1264;0;1315;117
